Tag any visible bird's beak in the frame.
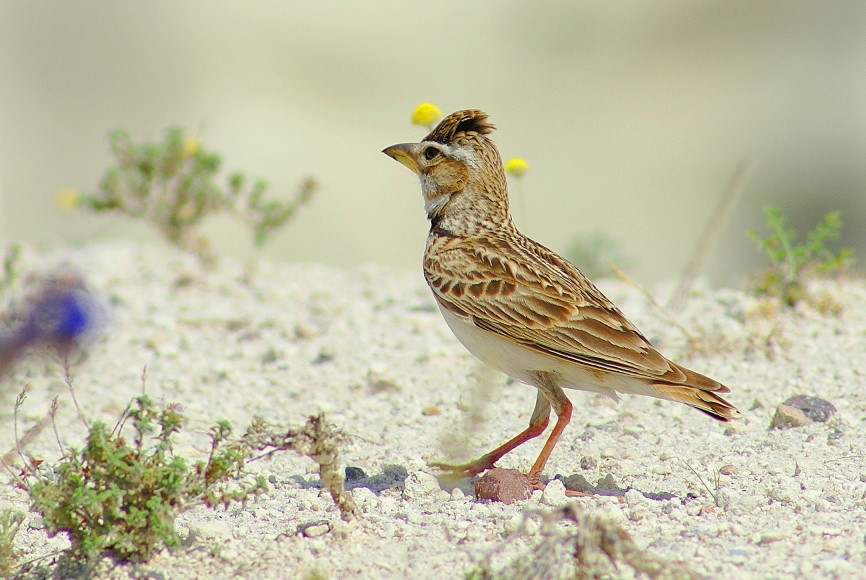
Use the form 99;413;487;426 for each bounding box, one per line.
382;143;419;174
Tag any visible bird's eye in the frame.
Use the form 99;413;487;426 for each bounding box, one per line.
423;146;440;161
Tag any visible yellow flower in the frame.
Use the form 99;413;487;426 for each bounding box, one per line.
505;158;530;178
183;135;202;158
412;103;442;128
56;188;81;211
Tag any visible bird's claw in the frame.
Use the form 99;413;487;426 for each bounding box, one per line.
428;456;495;481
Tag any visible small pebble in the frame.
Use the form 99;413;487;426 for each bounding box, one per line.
344;466;367;482
770;404;812;429
594;473;622;495
579;455;597;470
298;521;331;538
474;468;531;504
559;473;595;494
783;395;837;422
719;464;739;476
540;478;567;506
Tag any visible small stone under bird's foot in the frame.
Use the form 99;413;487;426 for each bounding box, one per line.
474;468;531;504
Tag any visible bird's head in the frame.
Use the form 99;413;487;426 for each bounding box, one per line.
383;109;510;228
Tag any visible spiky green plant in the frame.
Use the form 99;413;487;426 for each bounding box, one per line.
27;395;266;563
749;206;853;307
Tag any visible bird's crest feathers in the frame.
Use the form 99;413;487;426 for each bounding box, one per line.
425;109;496;145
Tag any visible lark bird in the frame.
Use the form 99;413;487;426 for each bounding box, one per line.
383;109;738;488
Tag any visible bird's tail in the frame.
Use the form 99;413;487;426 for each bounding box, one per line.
650;363;740;422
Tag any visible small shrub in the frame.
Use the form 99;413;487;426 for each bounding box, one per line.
24;393;357;564
749;206;853;308
75;127;317;267
26;396;255;562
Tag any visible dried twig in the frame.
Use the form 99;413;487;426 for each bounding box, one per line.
611;264;697;343
470;502;701;579
668;160;754;313
2;389;57;474
62;356;89;429
243;414;359;521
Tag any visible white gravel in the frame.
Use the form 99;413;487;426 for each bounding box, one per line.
2;242;865;579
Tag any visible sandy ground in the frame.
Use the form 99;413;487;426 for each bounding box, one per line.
2;242;865;579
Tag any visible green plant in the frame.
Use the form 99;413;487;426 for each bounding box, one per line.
27;395;249;562
24;394;357;564
0;508;25;577
749;206;853;307
76;127;317;267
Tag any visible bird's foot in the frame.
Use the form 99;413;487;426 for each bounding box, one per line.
429;454;496;482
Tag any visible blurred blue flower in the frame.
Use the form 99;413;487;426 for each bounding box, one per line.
1;276;103;376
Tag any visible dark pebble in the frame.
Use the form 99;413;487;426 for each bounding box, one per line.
783;395;836;423
560;473;596;494
344;466;367;482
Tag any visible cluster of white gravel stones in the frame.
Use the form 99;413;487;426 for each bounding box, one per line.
1;242;864;579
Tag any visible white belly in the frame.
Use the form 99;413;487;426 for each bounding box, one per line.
437;303;657;401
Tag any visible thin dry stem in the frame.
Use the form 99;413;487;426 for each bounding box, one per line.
3;390;57;476
610;264;697;343
13;388;25;463
62;357;89;429
668;159;755;313
49;397;64;457
680;459;718;507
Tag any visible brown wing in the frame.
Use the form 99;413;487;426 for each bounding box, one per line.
424;231;729;390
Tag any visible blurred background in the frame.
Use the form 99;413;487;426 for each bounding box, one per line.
1;1;864;287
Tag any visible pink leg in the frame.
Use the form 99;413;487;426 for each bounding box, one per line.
526;376;572;488
430;390;551;480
